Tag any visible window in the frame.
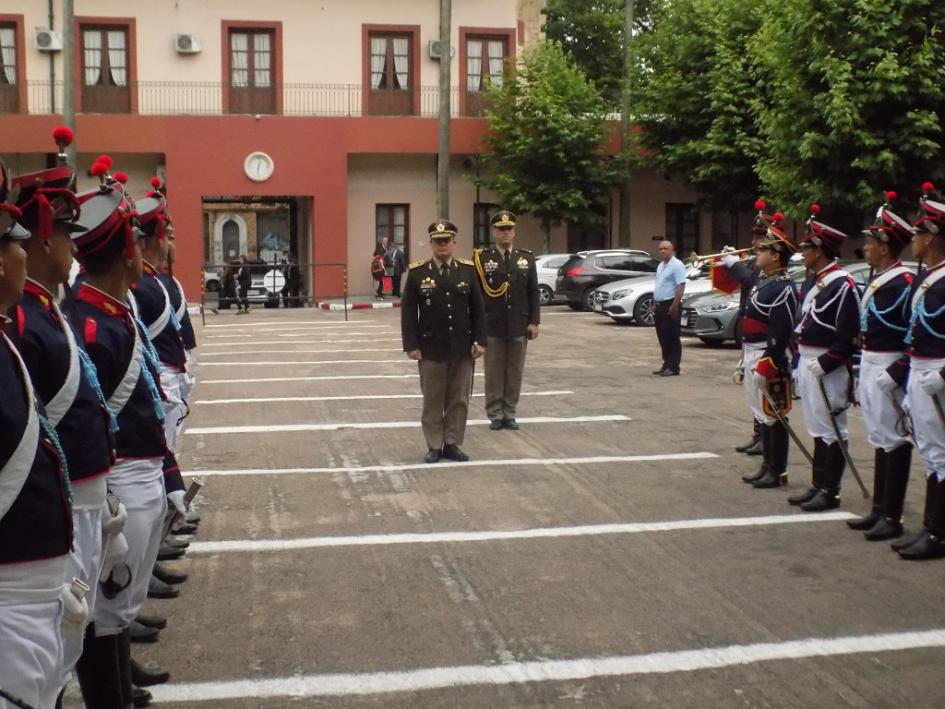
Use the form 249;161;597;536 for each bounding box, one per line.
367;33;413;115
465;37;506;116
628;256;658;273
80;25;130;113
376;204;409;259
228;29;275;114
599;255;632;271
665;203;699;258
474;202;499;248
543;255;569;270
0;21;20;113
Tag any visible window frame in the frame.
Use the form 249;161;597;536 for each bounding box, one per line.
375;204;410;261
459;27;516;117
474;202;500;248
0;15;26;113
361;24;420;116
221;20;283;115
73;16;136;113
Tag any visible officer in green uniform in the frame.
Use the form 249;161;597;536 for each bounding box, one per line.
401;220;486;463
474;211;540;430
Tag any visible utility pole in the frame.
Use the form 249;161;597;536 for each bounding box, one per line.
436;0;451;219
618;0;634;247
62;0;76;164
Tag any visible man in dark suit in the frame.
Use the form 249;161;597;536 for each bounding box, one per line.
401;220;486;463
474;211;540;430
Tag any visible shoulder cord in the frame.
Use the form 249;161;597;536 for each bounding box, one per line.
473;249;509;299
907;291;945;344
132;316;167;423
861;286;910;334
39;414;73;504
807;283;850;332
77;348;120;434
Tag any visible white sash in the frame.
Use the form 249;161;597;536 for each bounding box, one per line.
172;277;187;322
44;299;81;426
0;334;41;521
912;265;945;312
107;318;144;416
147;276;173;340
860;264;911;312
800;268;849;315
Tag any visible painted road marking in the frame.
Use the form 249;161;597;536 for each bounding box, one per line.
201;338;403;347
200;373;481;384
195;390;574;405
149;628;945;702
190;452;717;477
189;511;852;553
198;359;413;367
205;320;376;329
199;348;403;356
206;329;393;339
184;414;632;435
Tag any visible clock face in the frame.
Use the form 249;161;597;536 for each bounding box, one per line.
244;152;274;182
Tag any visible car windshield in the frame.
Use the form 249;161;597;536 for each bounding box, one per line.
560;255;586;272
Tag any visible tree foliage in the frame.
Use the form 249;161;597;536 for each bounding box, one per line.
480;41;622;250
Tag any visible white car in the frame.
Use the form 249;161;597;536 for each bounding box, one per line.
535;253;570;305
593;265;714;326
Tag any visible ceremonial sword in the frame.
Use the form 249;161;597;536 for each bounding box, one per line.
817;377;869;497
162;478;205;541
760;386;813;464
888;392;916;445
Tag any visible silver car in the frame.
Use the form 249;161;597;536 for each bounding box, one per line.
594;265;713;326
535;253;570;305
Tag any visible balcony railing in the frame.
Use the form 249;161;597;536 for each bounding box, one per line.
17;81;467;118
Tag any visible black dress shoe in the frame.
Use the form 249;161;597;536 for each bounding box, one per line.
164;537;189;550
131;658;170;686
651;368;668;375
172;522;198;535
897;532;945;560
800;490;840;512
752;471;788;489
743;439;763;456
132;686;152;707
864;517;903;541
135;613;167;630
424;448;442;464
735;436;761;453
788;486;819;506
489;420;503;431
129;620;160;643
157;543;185;561
891;531;925;551
657;369;679;377
503;419;520;430
147;576;180;600
846;510;882;530
153;562;188;585
442;444;469;462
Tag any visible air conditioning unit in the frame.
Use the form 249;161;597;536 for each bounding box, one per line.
174;34;201;54
34;29;63;52
428;40;454;60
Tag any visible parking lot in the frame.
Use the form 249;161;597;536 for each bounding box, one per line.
124;305;944;708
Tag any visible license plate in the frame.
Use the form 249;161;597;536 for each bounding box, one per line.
680;315;689;327
594;302;603;312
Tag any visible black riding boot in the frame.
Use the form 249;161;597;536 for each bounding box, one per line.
753;422;789;488
898;475;945;560
892;475;936;551
118;628;134;708
76;623;126;709
742;423;770;483
736;419;761;453
848;448;887;530
801;439;846;511
865;443;912;540
789;437;825;505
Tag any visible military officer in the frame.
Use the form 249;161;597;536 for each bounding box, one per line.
791;205;860;512
401;220;486;463
474;211;539;430
846;192;915;541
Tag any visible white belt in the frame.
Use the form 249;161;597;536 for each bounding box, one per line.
70;473;108;509
910;357;945;372
798;345;829;356
742;342;766;352
861;351;903;367
0;556;67;598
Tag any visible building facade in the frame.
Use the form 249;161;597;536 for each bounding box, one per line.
0;0;729;300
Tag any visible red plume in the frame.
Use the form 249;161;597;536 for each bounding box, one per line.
113;171;129;184
52;126;74;147
754;200;766;211
96;154;112;169
923;181;935;194
809;204;821;214
90;161;108;177
885;191;897;202
150;176;162;189
773;211;784;222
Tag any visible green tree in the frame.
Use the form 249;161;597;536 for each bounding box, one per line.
751;0;945;234
480;41;622;251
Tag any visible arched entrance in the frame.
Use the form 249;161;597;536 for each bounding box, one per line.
214;212;248;265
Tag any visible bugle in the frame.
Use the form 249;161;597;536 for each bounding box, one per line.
689;246;754;267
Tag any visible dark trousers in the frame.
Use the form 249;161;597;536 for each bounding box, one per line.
238;284;249;311
374;278;383;297
654;299;682;373
391;271;403;297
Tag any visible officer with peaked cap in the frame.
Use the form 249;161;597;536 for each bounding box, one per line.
474;211;539;430
402;220;486;463
845;192;916;542
791;205;860;512
0;158;75;709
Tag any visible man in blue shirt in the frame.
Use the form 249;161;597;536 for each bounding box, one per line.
652;240;687;376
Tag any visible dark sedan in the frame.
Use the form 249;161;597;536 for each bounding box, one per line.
555;250;658;311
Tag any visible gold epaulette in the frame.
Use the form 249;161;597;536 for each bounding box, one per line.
408;260;426;269
517;248;533;255
457;258;474;266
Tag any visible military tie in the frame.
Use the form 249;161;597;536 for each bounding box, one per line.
504;250;511;270
440;262;448;277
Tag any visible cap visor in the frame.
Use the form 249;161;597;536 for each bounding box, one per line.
7;221;31;240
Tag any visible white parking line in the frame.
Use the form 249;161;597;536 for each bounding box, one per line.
206;329;393;339
148;628;945;702
202;338;403;347
205;320;375;329
201;373;478;384
195;390;574;405
199;348;402;356
198;359;413;367
184;414;631;435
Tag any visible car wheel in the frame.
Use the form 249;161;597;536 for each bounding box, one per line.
538;285;553;306
206;279;219;293
583;288;596;311
698;337;724;347
633;294;656;326
567;301;583;311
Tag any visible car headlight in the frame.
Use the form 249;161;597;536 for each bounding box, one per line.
701;301;739;313
611;289;632;301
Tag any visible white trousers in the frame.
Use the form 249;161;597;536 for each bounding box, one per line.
859;352;910;452
0;596;63;709
160;367;187;453
907;357;945;482
91;459;166;637
797;345;849;445
741;343;791;426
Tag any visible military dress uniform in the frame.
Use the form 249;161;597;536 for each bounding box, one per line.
847;198;915;540
739;226;799;489
474;212;540;429
792;213;860;512
401;221;486;461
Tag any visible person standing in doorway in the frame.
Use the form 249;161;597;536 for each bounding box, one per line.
236;255;251;313
652;240;687;376
390;241;406;298
474;211;540;430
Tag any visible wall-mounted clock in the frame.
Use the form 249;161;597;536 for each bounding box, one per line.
244;151;274;182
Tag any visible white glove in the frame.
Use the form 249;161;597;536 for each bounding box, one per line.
805;357;826;379
720;245;736;253
720;254;739;268
167;489;188;516
876;370;900;394
100;532;129;580
101;499;128;537
60;581;90;627
752;369;769;390
918;369;945;396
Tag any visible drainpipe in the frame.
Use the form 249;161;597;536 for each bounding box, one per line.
48;0;56;113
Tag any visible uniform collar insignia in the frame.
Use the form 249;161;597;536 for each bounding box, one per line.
142;260;158;276
76;282;130;317
24;278;55;310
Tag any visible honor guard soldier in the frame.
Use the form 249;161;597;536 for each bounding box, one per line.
70;168;170;705
401;220;486;463
893;183;945;561
721;202;782;457
9;129;129;702
846;192;915;541
159;218;198;403
792;205;860;512
0;159;76;709
474;211;540;430
737;223;799;488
